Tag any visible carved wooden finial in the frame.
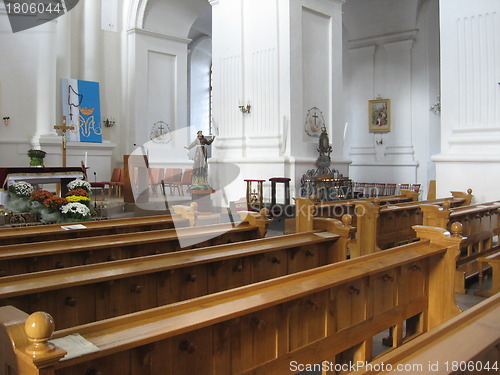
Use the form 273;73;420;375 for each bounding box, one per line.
450;222;463;237
373;197;381;206
25;311;56;356
259;208;270;218
309;194;317;203
443;200;451;210
189;202;198;212
341;214;352;227
467;188;473;195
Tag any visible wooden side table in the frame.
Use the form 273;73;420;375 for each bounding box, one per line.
269;177;291;208
244;179;265;210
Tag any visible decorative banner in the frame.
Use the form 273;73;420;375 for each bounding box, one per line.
61;78;102;143
3;1;80;34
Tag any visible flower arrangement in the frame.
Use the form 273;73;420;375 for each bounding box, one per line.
43;196;69;213
30;190;53;203
27;149;47;158
65;188;90;205
27;149;46;167
8;181;34;198
67;179;92;194
60;202;91;222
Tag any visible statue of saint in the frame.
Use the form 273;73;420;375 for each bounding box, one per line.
185;130;215;190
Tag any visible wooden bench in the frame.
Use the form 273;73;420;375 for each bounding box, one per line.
0;224;465;375
350;293;500;375
295;190;472;258
0;215;189;246
0;212;271;277
421;201;500;293
475;250;500;297
0;218;352;329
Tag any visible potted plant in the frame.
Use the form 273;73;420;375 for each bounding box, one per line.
6;181;34;212
27;149;47;167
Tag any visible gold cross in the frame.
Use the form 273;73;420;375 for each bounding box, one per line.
53;116;75;167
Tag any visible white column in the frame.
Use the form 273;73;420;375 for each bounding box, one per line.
82;0;101;82
31;21;58;148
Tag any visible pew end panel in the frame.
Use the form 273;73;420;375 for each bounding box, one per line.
237;209;273;238
451;188;474;206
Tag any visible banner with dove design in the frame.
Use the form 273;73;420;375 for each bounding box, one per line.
61;78;102;143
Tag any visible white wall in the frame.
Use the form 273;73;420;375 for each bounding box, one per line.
343;0;441;197
433;0;500;203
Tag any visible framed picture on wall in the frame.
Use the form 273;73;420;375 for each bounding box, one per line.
368;98;390;132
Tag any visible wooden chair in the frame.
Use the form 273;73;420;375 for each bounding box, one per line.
375;183;386;196
148;168;164;196
169;168;192;196
162;168;183;195
80;161;105;197
385;183;397;196
104;168;122;197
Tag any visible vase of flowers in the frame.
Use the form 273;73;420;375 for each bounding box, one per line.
60;202;92;223
65;188;91;208
29;190;53;214
5;181;34;212
67;179;92;194
40;196;68;223
27;149;47;167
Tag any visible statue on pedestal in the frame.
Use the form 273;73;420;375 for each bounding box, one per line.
185;130;215;191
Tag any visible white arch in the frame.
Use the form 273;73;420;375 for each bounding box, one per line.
127;0;149;29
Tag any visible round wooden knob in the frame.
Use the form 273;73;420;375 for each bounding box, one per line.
107;255;116;262
251;317;266;330
179;339;196;353
186;274;197;282
341;214;352;227
55;261;64;269
85;368;103;375
443;200;451;210
451;222;463;237
232;264;243;272
309;195;317;202
131;284;143;294
373;198;381;206
271;257;281;264
467;188;473;195
305;250;314;257
0;269;7;277
25;311;55;355
306;300;319;311
65;297;77;307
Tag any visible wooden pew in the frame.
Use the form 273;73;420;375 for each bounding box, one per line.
0;224;464;375
295;190;420;229
350;293;500;375
475;250;500;297
0;212;272;277
0;215;189;246
295;190;472;258
0;217;352;329
420;201;500;293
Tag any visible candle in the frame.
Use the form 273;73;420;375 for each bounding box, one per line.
84;152;88;166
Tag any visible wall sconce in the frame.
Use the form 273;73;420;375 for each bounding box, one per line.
3;117;9;126
238;103;251;114
103;117;115;127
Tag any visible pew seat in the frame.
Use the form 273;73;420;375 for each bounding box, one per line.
0;225;464;375
0;227;350;329
0;215;189;245
0;222;268;277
